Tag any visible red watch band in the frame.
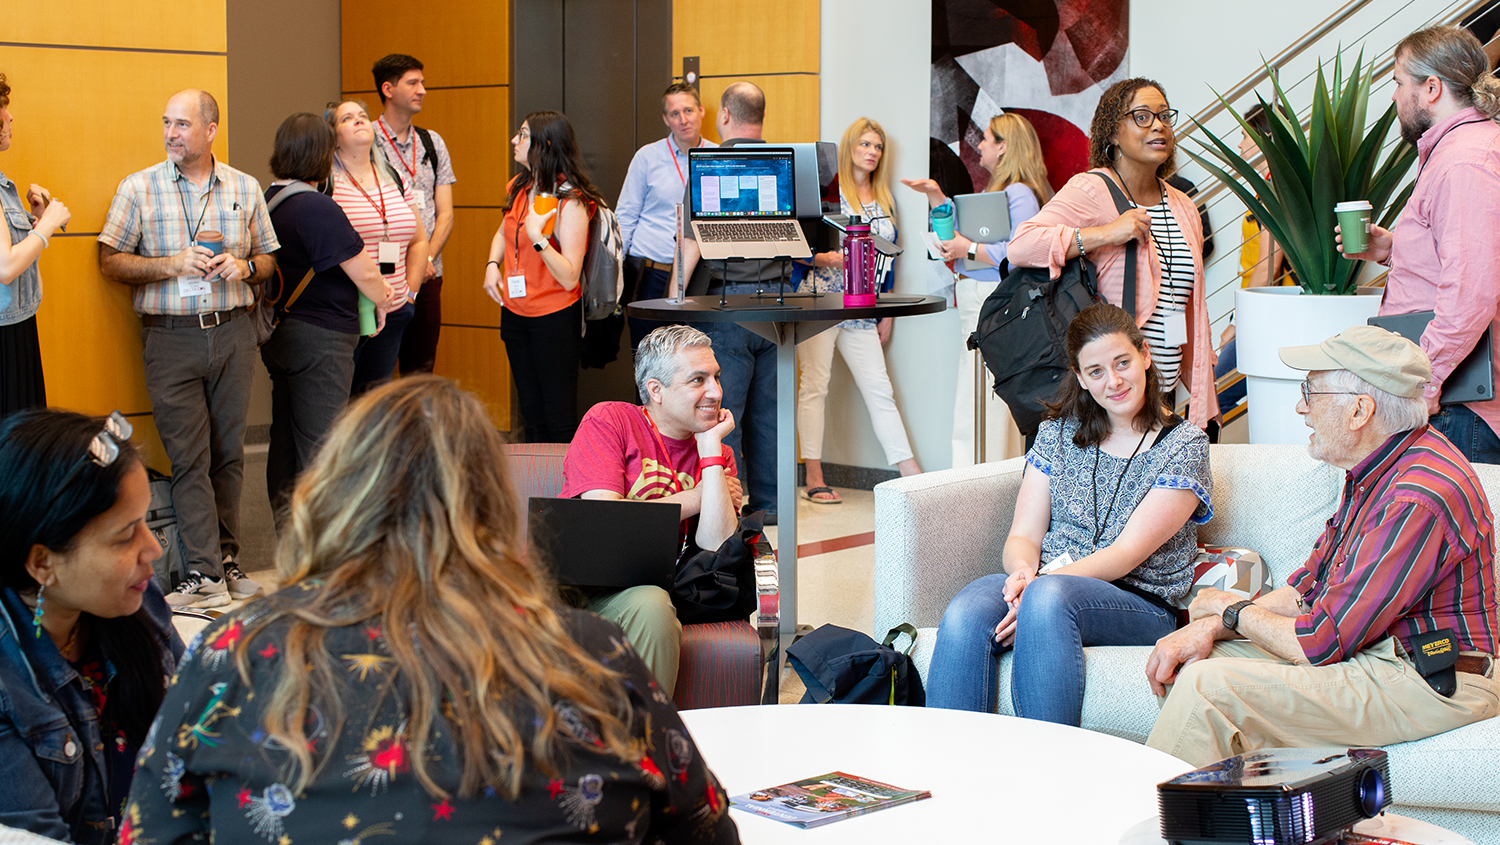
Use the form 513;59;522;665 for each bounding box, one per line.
698;455;727;470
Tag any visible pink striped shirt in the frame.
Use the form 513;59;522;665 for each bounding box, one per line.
1288;426;1497;665
330;171;418;301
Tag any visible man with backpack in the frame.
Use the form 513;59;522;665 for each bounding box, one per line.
372;53;457;375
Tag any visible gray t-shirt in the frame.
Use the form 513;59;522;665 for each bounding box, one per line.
1025;415;1212;604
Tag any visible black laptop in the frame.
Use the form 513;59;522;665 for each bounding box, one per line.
527;497;683;589
1367;311;1494;404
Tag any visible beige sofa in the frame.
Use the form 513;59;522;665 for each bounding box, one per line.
872;444;1500;841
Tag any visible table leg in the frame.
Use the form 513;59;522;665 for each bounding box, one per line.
777;331;798;637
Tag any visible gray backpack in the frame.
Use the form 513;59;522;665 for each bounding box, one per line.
581;201;625;321
146;469;188;592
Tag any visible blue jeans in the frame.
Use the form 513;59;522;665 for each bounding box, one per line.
350;300;416;396
926;573;1177;725
1215;337;1244;415
1429;402;1500;465
693;302;777;513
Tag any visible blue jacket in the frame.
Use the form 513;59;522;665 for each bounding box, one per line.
0;585;182;843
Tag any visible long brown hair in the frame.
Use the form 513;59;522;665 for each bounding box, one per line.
984;113;1053;204
235;376;636;799
1088;78;1177;180
836;117;896;217
503;110;607;214
1045;303;1170;448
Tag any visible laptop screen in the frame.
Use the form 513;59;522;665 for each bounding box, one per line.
688;148;796;219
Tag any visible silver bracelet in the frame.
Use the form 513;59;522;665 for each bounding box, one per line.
1074;228;1086;258
29;230;49;249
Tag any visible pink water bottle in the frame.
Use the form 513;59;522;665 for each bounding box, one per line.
842;216;878;307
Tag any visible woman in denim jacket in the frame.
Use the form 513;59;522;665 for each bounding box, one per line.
0;72;72;416
0;408;182;842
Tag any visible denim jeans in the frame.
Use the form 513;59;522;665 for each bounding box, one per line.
926;572;1177;725
625;259;670;351
1215;337;1244;415
693;303;777;513
350;300;416;396
1429;402;1500;465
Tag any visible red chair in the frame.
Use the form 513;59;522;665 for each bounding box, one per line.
505;443;762;709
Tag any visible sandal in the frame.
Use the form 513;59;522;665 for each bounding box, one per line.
800;486;843;504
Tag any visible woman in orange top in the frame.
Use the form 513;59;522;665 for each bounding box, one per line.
482;111;603;442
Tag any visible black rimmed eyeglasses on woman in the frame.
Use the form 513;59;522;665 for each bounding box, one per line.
1125;108;1179;129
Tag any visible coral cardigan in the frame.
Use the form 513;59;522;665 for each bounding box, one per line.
1009;169;1215;429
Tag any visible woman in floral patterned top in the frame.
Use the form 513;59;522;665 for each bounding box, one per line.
125;375;738;844
927;303;1211;725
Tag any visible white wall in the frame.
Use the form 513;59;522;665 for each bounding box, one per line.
815;0;1445;472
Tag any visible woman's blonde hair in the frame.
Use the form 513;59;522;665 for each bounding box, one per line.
324;99;403;191
837;117;896;217
235;375;635;799
984;113;1053;205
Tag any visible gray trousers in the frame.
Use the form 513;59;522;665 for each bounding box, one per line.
259;317;357;529
141;313;255;577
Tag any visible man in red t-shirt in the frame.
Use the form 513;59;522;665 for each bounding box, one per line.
562;325;743;694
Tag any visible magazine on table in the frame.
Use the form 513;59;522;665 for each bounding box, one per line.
728;771;931;828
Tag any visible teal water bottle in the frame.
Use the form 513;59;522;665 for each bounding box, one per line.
358;293;376;336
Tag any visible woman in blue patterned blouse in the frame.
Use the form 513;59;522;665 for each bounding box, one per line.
927;303;1212;725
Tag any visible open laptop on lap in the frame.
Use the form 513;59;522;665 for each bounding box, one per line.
528;497;683;589
688;146;812;261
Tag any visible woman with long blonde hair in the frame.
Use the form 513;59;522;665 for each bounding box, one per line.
902;112;1052;466
124;376;738;844
796;117;920;503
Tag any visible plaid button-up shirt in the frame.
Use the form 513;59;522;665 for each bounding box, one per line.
98;158;279;316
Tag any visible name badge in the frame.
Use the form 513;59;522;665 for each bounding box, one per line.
1162;309;1188;347
377;241;398;275
414;191;427;210
177;276;211;298
507;274;528;298
1040;551;1073;574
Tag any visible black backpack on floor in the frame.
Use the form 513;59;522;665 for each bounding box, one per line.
967;171;1138;436
786;623;925;706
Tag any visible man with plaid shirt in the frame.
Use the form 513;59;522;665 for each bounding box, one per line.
98;89;278;608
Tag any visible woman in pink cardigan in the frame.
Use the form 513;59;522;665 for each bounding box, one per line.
1009;77;1215;430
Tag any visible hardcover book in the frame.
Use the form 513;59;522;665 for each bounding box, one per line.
729;771;930;828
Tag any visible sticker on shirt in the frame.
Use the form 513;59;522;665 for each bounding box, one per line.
508;274;528;299
178;275;211;298
413;191;427;210
1040;551;1073;574
1162;310;1188;347
377;241;398;276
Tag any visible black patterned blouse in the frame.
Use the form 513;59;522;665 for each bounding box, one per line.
123;586;739;844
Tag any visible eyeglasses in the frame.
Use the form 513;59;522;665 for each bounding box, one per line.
1125;108;1179;129
1300;381;1362;406
46;411;133;508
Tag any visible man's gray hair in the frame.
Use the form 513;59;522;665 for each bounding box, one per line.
1324;368;1430;435
635;325;712;403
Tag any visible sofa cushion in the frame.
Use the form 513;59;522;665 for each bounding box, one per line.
1197;444;1342;585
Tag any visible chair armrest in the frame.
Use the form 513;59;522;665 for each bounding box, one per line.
873;457;1028;634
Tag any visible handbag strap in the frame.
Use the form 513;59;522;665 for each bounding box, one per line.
262;182;319;314
1089;171;1138;319
881;623;920;656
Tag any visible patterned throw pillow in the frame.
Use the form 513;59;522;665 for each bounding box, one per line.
1175;546;1273;612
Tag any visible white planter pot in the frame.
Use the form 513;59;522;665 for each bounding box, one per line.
1235;285;1384;445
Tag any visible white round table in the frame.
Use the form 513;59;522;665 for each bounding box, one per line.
679;704;1193;843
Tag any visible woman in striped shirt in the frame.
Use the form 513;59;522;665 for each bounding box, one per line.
326;100;429;397
1009;78;1215;432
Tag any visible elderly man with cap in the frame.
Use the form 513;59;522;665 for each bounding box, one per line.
1143;325;1498;766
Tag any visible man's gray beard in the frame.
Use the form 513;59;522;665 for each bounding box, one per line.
1399;108;1433;146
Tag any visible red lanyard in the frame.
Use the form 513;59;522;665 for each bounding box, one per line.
642;406;693;493
338;157;389;235
670;138;686;187
378;119;419;180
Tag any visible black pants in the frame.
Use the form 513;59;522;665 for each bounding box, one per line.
501;300;581;442
624;257;671;351
398;273;442;374
0;315;45;418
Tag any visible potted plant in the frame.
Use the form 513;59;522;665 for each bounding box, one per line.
1186;50;1417;443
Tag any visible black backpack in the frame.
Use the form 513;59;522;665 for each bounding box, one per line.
967;171;1138;436
786;624;925;706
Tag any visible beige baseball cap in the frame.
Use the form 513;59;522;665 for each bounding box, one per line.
1278;325;1431;398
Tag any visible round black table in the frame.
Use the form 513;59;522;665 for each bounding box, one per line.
627;293;946;661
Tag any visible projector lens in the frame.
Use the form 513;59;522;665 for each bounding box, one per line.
1357;769;1386;817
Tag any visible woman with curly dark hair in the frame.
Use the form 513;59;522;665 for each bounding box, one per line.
1010;78;1216;431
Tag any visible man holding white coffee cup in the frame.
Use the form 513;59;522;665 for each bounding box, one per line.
1338;25;1500;463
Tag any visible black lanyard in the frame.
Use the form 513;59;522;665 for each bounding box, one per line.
1091;426;1152;547
175;175;212;246
1416;118;1488;184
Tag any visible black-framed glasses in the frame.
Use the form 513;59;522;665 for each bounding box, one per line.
46;411;133;508
1125;108;1179;129
1300;381;1361;406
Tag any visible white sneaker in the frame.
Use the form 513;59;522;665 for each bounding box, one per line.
223;556;263;600
165;571;231;609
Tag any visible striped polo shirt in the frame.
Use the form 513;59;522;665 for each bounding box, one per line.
1140;197;1194;392
330;169;419;302
1289;426;1497;665
98;158;279;316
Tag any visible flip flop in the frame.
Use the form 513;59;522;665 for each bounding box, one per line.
801;486;843;504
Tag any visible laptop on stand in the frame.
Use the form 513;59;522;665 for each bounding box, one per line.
688;146;812;262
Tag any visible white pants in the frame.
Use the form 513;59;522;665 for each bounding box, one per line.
952;277;1026;467
796;323;914;465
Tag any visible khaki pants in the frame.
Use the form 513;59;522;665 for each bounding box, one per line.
1147;637;1499;767
588;585;682;697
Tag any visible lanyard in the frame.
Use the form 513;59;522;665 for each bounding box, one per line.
1091;425;1152;547
377;119;419;181
175;175;212;246
641;406;694;494
670;138;687;186
337;155;389;238
1416;118;1487;184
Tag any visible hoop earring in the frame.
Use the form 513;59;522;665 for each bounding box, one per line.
1106;143;1120;162
33;584;44;639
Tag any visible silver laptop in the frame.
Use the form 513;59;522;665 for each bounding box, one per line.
688;147;812;261
953;191;1012;273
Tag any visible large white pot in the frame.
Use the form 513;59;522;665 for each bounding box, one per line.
1235;285;1384;445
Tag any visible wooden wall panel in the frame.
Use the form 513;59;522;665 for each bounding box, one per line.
443;208;507;330
9;2;226;53
432;325;510;426
699;75;821;144
672;0;819;75
340;2;508;91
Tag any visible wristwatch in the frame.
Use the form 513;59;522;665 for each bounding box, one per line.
1221;599;1255;633
967;241;979;261
245;257;257;279
533;240;546;253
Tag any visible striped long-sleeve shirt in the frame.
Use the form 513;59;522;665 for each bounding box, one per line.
1288;426;1497;665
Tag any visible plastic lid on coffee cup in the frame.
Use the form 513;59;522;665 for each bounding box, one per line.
1334;201;1372;211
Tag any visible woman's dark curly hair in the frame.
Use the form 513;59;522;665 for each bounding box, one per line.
1087;77;1177;180
0;73;10;110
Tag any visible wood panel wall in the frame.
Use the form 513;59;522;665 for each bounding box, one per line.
2;3;232;471
340;2;512;428
673;0;821;143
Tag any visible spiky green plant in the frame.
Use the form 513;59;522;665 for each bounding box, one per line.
1186;50;1417;295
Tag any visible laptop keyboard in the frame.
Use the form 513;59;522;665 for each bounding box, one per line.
697;221;801;243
